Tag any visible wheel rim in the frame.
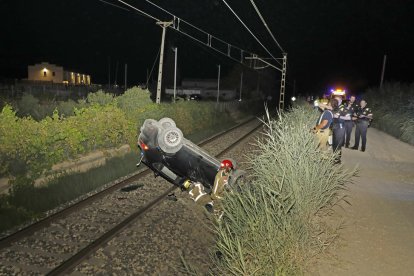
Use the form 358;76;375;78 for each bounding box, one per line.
165;130;180;145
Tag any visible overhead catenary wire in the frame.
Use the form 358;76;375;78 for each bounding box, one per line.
110;0;272;69
98;0;130;12
116;0;160;21
220;0;281;65
249;0;285;53
144;0;245;54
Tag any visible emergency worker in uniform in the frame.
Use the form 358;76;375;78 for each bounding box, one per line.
344;95;358;148
351;99;373;152
312;98;335;151
331;96;349;163
185;159;234;212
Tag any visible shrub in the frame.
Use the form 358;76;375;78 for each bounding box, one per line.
364;82;414;145
212;105;356;274
16;93;41;119
56;99;79;117
0;104;131;183
87;90;114;106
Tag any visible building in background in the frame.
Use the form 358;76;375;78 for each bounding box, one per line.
165;78;236;100
27;62;91;85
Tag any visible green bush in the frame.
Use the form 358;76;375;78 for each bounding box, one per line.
56;99;79;117
87;90;114;105
14;93;86;120
212;105;356;274
16;93;43;120
364;82;414;145
0;104;131;182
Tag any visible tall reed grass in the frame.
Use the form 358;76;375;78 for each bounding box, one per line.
212;104;356;275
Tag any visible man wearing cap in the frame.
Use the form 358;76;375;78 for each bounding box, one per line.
344;95;358;148
331;96;349;164
351;99;373;152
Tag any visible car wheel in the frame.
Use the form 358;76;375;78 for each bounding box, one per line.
158;126;184;154
140;119;161;141
158;117;176;129
227;169;246;192
141;118;161;134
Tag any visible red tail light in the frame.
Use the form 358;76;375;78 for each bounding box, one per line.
139;141;149;151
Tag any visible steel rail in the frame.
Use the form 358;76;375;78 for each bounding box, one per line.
47;120;262;275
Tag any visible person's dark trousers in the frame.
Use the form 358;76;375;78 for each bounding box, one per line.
354;120;369;151
344;121;353;147
332;124;345;163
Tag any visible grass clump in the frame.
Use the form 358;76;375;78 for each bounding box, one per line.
212;105;356;275
0;152;138;233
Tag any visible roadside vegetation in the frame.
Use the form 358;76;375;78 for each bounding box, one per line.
364;82;414;145
0;87;260;233
211;104;357;274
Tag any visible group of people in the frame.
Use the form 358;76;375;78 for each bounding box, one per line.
313;95;373;163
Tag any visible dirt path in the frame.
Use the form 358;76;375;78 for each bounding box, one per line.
314;128;414;276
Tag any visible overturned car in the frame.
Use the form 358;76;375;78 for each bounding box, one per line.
137;118;245;208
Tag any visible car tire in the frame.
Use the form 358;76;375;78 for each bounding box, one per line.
158;126;184;154
227;169;246;192
140;119;162;141
158;117;176;129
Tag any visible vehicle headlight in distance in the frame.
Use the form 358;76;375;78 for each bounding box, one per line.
291;96;296;102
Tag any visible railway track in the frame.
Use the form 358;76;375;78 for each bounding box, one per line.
0;117;262;275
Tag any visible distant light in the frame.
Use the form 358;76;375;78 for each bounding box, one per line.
314;100;319;107
291;96;296;102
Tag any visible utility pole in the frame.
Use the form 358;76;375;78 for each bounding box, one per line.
173;47;178;103
156;21;173;104
279;53;287;111
108;56;111;88
124;63;127;91
239;71;243;101
293;79;296;96
216;64;221;105
380;54;387;89
146;68;149;89
114;60;119;86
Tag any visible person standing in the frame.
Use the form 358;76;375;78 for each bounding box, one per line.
351;99;373;152
344;95;358;148
313;98;335;151
331;96;349;163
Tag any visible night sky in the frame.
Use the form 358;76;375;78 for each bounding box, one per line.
1;0;413;95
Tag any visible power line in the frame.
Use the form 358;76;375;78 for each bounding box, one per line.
98;0;130;12
249;0;285;53
220;0;281;65
109;0;272;69
116;0;160;21
144;0;246;55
